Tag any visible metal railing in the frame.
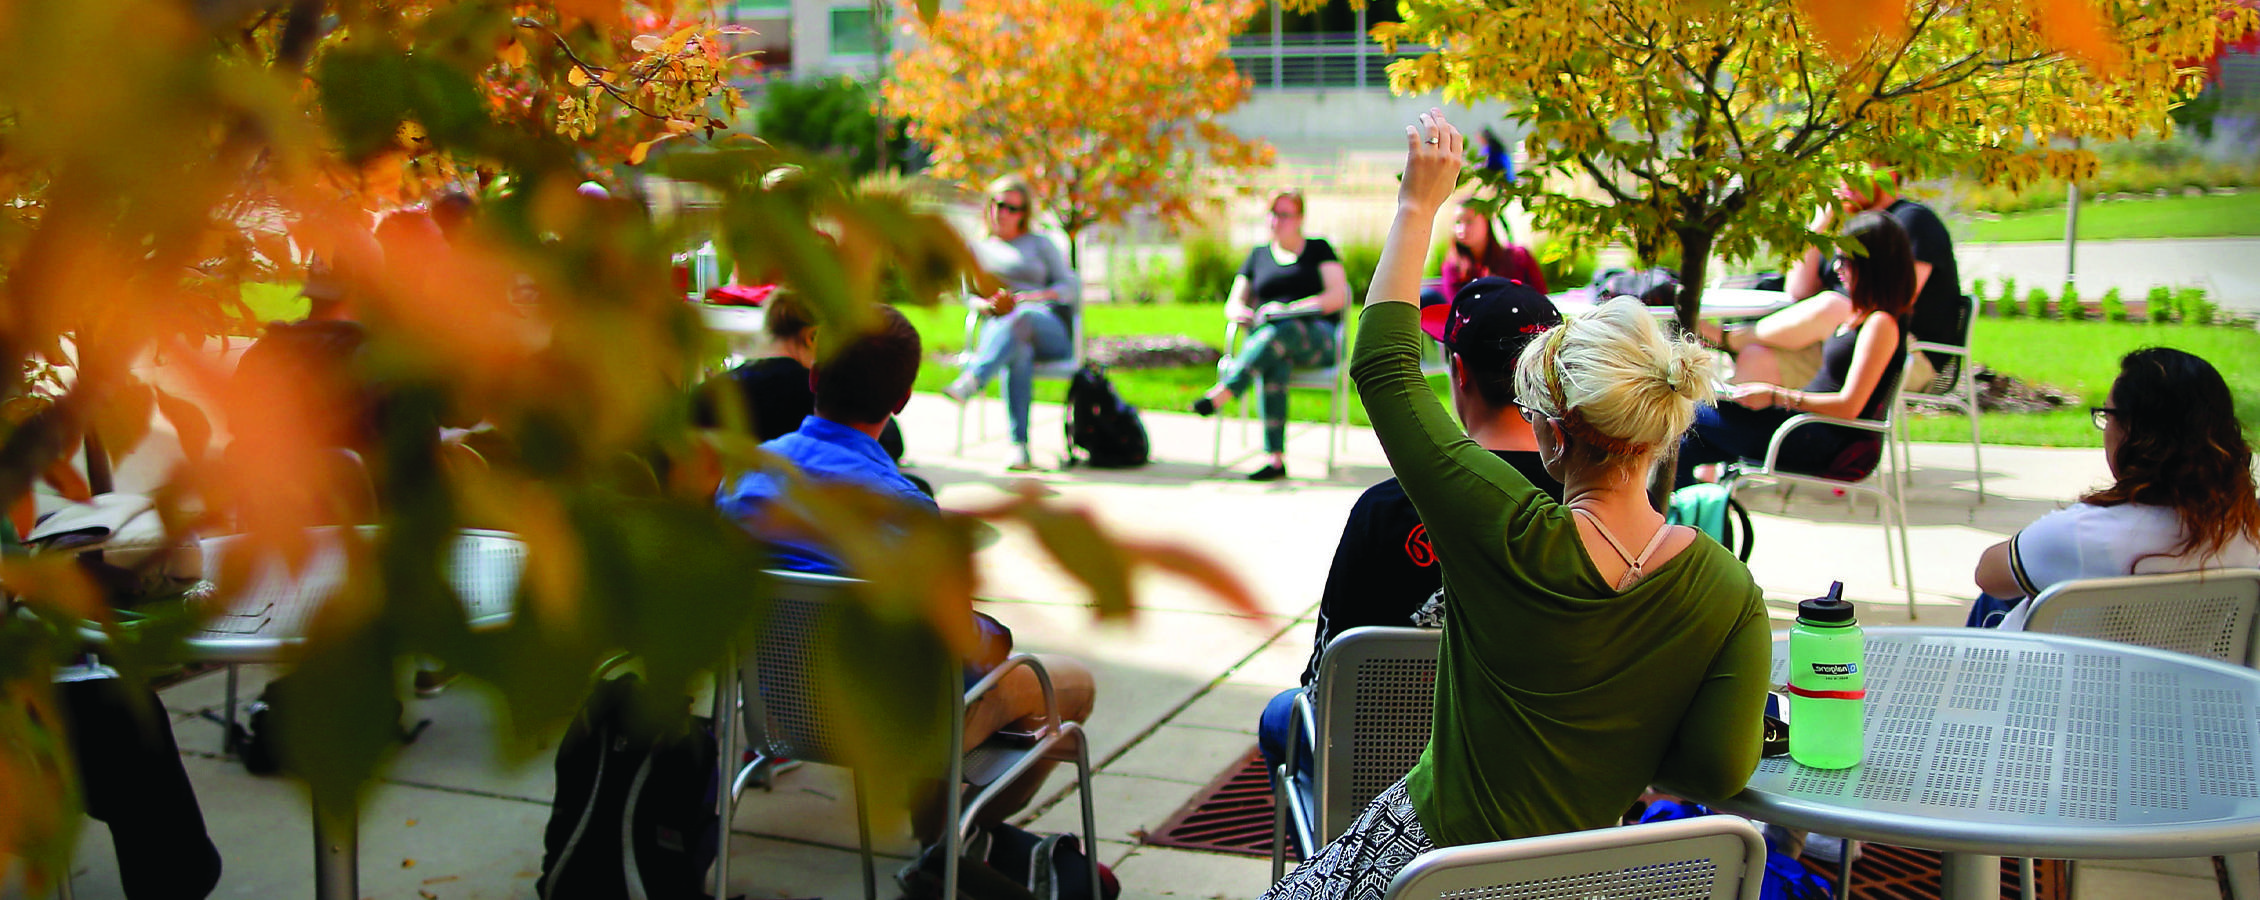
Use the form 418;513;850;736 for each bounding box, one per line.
1226;31;1428;91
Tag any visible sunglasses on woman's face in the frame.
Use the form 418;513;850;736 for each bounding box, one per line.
2091;406;2120;431
1511;399;1550;425
991;198;1026;214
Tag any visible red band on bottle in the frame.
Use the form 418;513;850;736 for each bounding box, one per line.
1786;685;1867;700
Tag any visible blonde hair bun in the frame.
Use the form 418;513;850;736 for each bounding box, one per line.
1513;296;1717;453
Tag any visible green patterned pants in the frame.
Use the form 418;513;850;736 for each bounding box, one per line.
1217;317;1338;454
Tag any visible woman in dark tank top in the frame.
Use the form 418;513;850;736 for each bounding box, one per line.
1674;211;1914;485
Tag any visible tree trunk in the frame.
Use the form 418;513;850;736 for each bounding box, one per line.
1649;225;1717;513
1671;225;1715;335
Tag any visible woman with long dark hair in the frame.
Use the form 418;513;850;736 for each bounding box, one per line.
1674;211;1914;485
1973;348;2260;628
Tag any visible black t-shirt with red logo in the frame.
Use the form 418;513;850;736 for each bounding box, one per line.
1300;450;1563;686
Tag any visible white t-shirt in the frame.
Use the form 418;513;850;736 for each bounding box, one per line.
1996;502;2260;631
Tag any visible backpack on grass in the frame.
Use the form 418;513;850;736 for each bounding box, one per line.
1063;365;1149;469
537;673;720;900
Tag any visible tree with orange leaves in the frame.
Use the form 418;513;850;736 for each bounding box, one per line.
884;0;1276;266
0;0;1256;891
1320;0;2256;329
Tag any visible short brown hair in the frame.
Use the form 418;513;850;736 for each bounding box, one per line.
1270;189;1305;217
763;293;816;344
814;305;922;426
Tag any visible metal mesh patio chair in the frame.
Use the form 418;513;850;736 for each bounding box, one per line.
1895;293;1984;501
2016;567;2260;900
1272;626;1441;879
1720;351;1915;616
1382;815;1768;900
1212;315;1354;479
724;570;1101;900
954;295;1087;457
2020;568;2260;665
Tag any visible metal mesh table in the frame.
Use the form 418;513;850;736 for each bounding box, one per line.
177;525;525;900
184;526;524;661
1693;627;2260;899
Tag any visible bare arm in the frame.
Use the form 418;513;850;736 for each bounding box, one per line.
1724;312;1900;418
1912;259;1934;299
1784;205;1837;301
1368;114;1463;310
1975;538;2023;598
1750;292;1852;349
1224;274;1255;324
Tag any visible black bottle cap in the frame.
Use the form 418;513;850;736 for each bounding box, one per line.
1798;582;1855;625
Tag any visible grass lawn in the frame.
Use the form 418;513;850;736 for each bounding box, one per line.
1958;192;2260;243
906;304;2260;449
1901;318;2260;448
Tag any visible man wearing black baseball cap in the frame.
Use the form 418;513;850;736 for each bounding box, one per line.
1256;276;1567;786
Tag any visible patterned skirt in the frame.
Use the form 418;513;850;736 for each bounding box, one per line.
1259;778;1435;900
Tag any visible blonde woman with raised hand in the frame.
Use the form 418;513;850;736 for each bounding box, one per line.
1258;110;1770;900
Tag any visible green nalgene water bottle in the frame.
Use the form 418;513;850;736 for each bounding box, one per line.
1787;582;1865;769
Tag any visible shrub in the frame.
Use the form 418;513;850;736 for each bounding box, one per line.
2026;287;2053;319
2060;283;2088;321
1110;251;1179;305
1329;240;1382;306
1999;278;2021;317
2176;286;2216;326
1971;278;1989;304
2147;285;2176;323
2099;287;2128;323
1175;234;1240;305
752;76;903;177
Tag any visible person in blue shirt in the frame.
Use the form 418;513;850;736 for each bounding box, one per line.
716;305;935;573
714;304;1095;852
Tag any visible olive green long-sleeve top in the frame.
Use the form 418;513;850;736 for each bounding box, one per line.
1349;301;1771;847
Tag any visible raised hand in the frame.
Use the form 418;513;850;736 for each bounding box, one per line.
1399;108;1464;215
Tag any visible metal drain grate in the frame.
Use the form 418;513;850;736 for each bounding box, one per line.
1144;748;1293;857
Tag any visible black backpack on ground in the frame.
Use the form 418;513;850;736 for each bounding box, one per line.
899;823;1120;900
537;673;720;900
1063;365;1149;469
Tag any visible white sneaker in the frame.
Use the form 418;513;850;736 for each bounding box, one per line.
1006;444;1039;471
944;375;979;403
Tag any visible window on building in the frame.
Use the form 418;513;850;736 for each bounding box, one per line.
829;5;885;57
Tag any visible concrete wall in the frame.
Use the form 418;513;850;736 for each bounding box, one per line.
1221;90;1524;163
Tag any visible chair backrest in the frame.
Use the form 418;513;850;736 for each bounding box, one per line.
2021;568;2260;666
1383;816;1767;900
1909;294;1976;397
737;569;957;765
1313;626;1442;845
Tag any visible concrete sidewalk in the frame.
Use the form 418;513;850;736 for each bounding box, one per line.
10;393;2242;900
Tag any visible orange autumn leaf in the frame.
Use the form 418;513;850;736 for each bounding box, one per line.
2031;0;2128;72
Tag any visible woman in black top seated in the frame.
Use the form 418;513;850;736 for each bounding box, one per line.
1191;190;1352;481
699;293;906;458
1675;210;1911;486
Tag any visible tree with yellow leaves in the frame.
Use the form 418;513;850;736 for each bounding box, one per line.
884;0;1276;266
1326;0;2256;326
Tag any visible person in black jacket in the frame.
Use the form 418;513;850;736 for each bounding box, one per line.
1257;278;1566;783
697;293;907;459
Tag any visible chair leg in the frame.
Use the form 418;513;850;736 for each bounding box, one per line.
1833;840;1856;900
1072;727;1103;900
222;663;240;757
2222;853;2259;900
955;394;969;456
1968;396;1987;503
2019;857;2036;900
54;872;73;900
852;769;877;900
1270;766;1289;881
711;659;739;900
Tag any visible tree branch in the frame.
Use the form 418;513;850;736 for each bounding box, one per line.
515;18;669;122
